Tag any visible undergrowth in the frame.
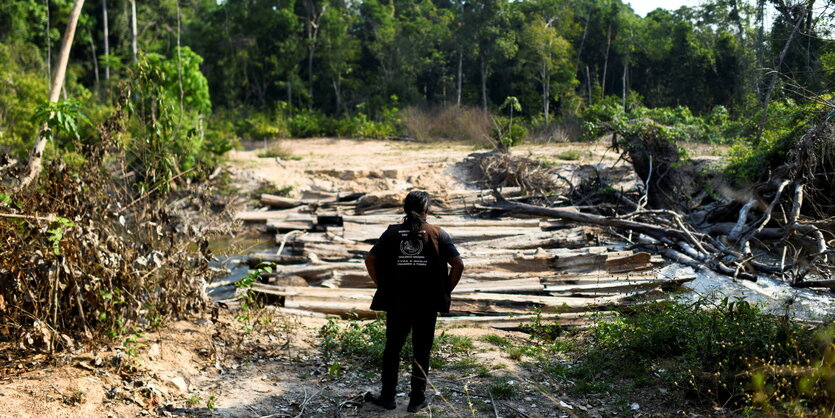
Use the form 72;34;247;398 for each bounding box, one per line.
540;299;834;415
317;315;473;377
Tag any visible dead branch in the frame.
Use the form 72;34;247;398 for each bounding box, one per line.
488;193;758;281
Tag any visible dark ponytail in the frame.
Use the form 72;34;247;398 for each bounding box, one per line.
403;190;431;239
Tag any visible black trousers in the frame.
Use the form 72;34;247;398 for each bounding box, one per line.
381;309;437;400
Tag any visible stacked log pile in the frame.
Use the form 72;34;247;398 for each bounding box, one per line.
232;189;695;328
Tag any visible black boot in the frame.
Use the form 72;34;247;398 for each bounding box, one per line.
365;391;396;410
407;393;428;413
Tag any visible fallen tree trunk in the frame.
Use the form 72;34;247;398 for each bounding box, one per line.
488;196;759;281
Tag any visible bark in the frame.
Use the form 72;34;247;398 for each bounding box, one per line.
542;60;550;125
87;31;99;90
102;0;110;80
755;7;806;145
16;0;86;191
456;49;463;106
480;54;488;112
130;0;137;63
601;23;612;99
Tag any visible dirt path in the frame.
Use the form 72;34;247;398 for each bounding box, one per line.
1;139;710;417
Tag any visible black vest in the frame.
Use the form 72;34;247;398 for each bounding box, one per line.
370;223;452;313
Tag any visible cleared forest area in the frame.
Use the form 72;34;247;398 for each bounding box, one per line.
1;0;834;416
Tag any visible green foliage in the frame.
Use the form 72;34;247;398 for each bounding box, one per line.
491;116;528;147
317;316;472;374
556;149;582;161
46;217;75;255
585;299;833;413
724;98;827;183
235;263;273;313
520;307;563;341
126;49;221;194
0;41;48;157
288;107;399;139
31;100;91;142
487;376;517;400
581;95;743;144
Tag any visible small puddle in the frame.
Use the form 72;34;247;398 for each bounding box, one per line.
206;233;274;301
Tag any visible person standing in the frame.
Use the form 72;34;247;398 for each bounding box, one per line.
364;190;465;412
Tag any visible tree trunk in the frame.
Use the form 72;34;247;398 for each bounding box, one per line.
622;60;627;111
17;0;86;191
542;60;550;125
307;47;314;108
585;65;592;105
332;75;342;115
87;31;99;91
102;0;109;80
130;0;137;62
480;54;487;112
601;23;612;99
456;49;463;107
756;0;765;99
45;0;51;84
755;7;806;145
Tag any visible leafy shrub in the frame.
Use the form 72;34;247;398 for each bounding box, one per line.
288;110;333;138
724;98;826;183
491;116;528;147
126;50;224;190
556;149;582;160
581;95;743;144
317;316;471;372
587;299;833;413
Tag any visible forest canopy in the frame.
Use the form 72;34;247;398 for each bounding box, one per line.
0;0;833;170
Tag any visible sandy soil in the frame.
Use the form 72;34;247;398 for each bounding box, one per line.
0;138;713;417
227;138;625;197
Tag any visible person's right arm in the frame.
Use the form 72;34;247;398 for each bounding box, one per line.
365;253;379;287
448;256;464;290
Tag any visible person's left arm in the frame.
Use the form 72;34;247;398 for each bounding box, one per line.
438;229;464;290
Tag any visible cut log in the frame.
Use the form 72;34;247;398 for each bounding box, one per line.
341;223;543;244
546;276;694;294
436;312;611;329
457;227;589;250
605;252;653;273
246;254;310;267
261;194;305;209
250;285;626;317
790;280;835;290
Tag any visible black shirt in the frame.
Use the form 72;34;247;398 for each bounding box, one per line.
368;223;460;313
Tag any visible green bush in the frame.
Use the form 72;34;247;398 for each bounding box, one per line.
288;108;398;139
288;110;332;138
491;116;528;147
580;95;743;144
586;299;834;413
724;98;825;183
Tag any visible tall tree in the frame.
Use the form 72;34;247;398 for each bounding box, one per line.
17;0;86;191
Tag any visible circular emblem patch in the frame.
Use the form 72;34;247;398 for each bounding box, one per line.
400;239;423;256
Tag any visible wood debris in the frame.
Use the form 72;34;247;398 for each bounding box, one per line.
233;188;696;329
